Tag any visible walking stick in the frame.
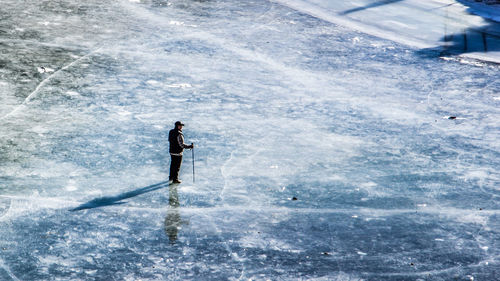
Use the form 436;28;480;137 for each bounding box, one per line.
191;143;195;183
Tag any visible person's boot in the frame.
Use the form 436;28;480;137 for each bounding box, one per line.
173;179;182;184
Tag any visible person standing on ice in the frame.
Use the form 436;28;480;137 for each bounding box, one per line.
168;121;194;184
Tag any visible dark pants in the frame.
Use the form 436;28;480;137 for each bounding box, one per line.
169;155;183;181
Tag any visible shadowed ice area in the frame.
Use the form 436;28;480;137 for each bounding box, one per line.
0;0;499;280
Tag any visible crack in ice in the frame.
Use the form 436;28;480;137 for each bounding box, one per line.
0;47;102;121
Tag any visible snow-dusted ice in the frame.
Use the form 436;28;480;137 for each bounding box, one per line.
0;0;499;280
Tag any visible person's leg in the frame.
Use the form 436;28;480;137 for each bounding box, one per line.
172;155;183;181
169;155;175;181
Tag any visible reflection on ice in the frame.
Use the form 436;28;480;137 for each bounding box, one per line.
165;185;188;244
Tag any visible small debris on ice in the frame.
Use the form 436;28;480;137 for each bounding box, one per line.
37;66;54;73
448;116;457;120
291;197;298;201
322;252;330;256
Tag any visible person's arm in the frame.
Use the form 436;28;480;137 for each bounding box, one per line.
177;134;193;149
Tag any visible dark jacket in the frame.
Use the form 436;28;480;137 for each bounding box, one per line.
169;128;190;155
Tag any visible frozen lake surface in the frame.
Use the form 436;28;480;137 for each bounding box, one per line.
1;0;499;280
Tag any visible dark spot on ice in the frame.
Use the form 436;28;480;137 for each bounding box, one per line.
292;197;298;201
322;252;330;256
410;262;414;266
448;116;457;120
479;208;483;211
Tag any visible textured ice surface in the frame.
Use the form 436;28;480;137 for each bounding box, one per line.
1;0;500;280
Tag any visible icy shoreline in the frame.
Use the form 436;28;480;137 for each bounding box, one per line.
274;0;500;64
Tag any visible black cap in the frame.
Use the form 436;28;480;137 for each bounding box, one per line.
175;121;185;126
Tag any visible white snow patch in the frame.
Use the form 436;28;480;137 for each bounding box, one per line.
166;83;192;88
440;56;455;62
456;213;488;225
360;182;377;188
458;58;487;67
146;80;160;85
169;21;184;26
31;126;49;134
463;170;489;181
65;91;80;97
65;180;78;191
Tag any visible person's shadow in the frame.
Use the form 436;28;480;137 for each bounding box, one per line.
70;181;170;211
164;185;189;244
